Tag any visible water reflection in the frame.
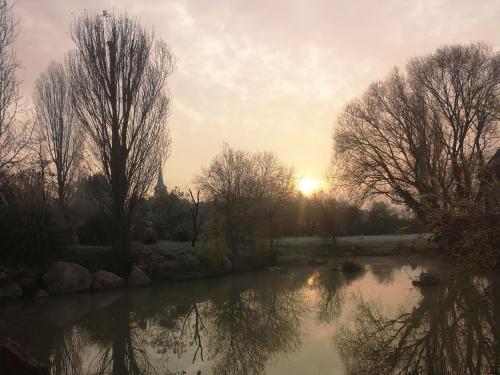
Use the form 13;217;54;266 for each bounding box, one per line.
0;262;498;375
51;327;85;375
82;297;158;375
207;282;303;375
311;268;365;323
79;273;305;374
336;275;500;375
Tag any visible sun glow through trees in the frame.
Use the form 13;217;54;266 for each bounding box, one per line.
297;176;320;196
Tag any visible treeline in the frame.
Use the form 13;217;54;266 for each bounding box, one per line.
1;143;420;265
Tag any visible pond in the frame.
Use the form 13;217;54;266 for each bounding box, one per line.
0;258;498;375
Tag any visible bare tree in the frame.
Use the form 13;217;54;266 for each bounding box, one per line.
188;188;204;247
195;145;257;254
34;62;83;210
254;152;295;246
67;11;174;268
195;145;294;253
0;0;30;174
335;43;500;230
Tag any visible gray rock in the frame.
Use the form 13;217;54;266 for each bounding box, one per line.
0;281;22;301
127;266;151;288
42;262;92;295
92;270;124;290
178;254;201;270
34;289;49;299
222;256;232;273
149;260;179;279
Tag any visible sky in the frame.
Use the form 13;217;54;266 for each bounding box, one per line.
14;0;500;190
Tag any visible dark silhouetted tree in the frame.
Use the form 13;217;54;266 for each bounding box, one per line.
67;11;174;269
34;62;83;210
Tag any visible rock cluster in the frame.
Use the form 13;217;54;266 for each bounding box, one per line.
92;270;125;290
42;262;92;295
0;246;236;302
127;266;151;287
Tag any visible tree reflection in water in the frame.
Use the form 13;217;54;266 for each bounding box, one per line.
149;302;208;364
5;264;494;374
312;268;365;324
51;327;86;375
336;276;500;375
76;272;306;375
82;297;160;375
207;277;304;375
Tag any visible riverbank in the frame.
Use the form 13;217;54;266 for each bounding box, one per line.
0;234;441;303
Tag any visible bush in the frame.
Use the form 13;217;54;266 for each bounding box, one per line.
0;203;70;264
451;215;500;271
195;239;226;273
168;231;191;242
0;171;71;264
251;237;275;268
142;227;158;244
77;211;112;245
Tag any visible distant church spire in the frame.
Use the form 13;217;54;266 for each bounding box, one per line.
155;167;167;198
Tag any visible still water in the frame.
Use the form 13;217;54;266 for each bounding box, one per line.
0;258;498;375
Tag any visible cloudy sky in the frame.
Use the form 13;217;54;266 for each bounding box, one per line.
15;0;500;189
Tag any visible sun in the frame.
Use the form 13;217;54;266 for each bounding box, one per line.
297;177;319;196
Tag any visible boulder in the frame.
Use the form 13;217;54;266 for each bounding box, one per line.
149;260;180;279
0;281;22;301
42;262;92;295
92;270;124;290
127;266;151;288
178;254;201;271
